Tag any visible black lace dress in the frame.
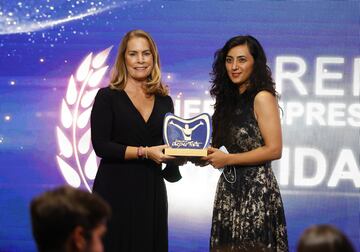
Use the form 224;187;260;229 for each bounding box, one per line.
210;91;288;252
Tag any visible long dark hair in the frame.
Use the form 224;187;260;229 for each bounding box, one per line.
210;35;277;147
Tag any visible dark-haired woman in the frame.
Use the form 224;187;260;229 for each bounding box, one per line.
203;35;288;251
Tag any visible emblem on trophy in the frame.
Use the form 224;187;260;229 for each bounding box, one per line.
163;113;212;156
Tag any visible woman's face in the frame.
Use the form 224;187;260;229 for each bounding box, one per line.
125;37;154;82
225;44;254;90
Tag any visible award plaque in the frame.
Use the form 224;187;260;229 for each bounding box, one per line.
163;113;212;156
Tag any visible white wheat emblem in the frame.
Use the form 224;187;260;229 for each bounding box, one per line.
56;46;113;191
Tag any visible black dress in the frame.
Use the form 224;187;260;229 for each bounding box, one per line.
210;90;288;252
90;87;181;252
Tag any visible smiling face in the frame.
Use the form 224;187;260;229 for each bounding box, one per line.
225;44;254;92
125;37;154;82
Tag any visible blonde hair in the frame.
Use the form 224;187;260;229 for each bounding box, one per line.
109;29;168;96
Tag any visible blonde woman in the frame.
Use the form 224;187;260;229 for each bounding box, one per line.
91;30;181;252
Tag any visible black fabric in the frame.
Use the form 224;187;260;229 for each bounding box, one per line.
210;90;288;252
91;87;180;252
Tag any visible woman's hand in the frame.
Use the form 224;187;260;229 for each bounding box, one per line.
202;147;230;169
147;145;175;164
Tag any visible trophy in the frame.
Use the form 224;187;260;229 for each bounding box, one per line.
163;113;212;156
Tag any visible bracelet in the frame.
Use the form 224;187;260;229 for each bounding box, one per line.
137;146;144;159
145;146;148;159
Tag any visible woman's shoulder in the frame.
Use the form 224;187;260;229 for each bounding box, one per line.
96;86;123;98
253;89;278;109
254;89;275;99
156;94;174;112
157;94;173;104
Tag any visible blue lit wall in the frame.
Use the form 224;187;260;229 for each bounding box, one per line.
0;1;359;251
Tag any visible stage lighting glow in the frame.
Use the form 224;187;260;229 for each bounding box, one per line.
0;4;117;35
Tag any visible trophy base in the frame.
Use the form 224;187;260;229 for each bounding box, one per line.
165;148;207;157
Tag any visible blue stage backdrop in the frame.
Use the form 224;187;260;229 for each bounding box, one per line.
0;1;359;251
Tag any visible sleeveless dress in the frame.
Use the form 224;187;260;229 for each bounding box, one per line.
210;90;288;252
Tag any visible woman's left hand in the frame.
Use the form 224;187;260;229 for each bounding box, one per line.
202;147;230;169
147;145;175;164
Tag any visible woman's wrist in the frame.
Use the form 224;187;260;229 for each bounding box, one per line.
226;153;235;166
145;146;149;159
137;146;143;159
